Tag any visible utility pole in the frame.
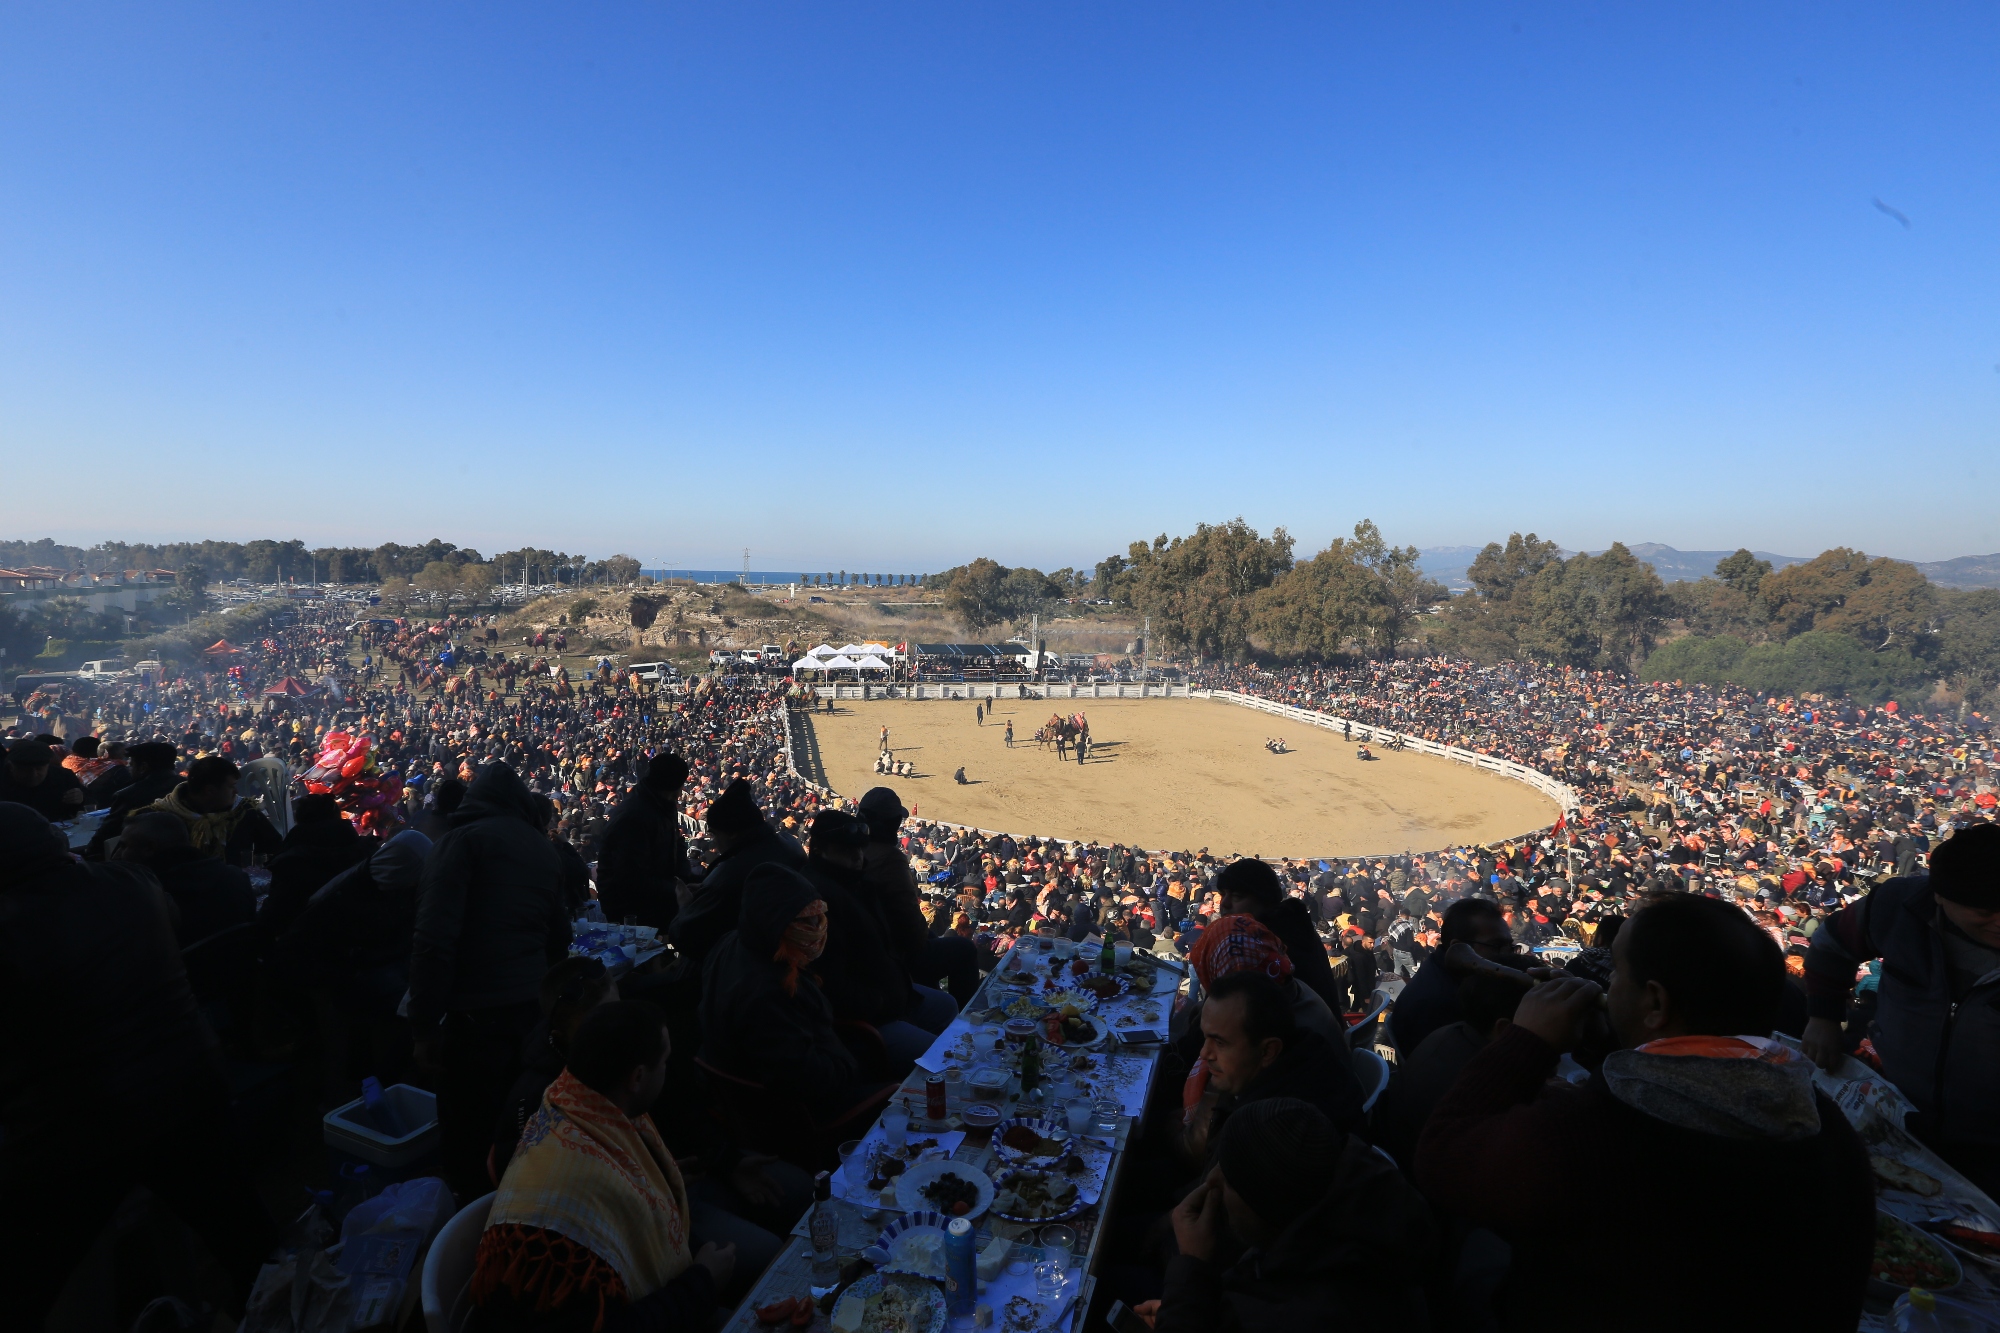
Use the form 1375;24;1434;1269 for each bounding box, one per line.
742;548;750;587
1141;615;1150;683
1031;612;1039;679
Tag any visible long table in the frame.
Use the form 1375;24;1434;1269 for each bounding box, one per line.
720;943;1184;1332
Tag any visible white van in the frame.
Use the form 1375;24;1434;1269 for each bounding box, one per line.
627;662;679;683
77;659;130;680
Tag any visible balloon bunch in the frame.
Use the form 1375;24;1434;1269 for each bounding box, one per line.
302;729;406;835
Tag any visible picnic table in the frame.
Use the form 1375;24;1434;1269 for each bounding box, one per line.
719;941;1186;1333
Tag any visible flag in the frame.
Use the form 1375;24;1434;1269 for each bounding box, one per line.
1552;812;1567;834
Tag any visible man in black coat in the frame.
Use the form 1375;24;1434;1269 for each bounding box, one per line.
1217;859;1344;1015
1185;971;1368;1169
255;793;368;954
117;809;255;947
1391;898;1514;1054
0;802;274;1325
410;762;573;1199
670;778;806;978
595;752;692;931
85;740;179;858
0;735;84;820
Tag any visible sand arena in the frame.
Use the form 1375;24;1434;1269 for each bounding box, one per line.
804;696;1557;859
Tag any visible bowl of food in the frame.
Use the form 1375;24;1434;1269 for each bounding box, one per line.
959;1102;1003;1130
990;1165;1089;1224
992;1117;1074;1165
896;1158;994;1220
1870;1209;1962;1299
969;1067;1011;1102
828;1272;947;1333
873;1211;954;1280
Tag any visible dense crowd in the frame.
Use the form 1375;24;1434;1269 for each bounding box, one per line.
3;612;1998;1331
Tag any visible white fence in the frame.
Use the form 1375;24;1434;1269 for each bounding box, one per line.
810;682;1190;701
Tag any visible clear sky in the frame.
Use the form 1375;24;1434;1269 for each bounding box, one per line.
4;3;1996;571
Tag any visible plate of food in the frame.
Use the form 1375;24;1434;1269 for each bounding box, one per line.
1070;973;1130;1002
1870;1152;1944;1199
991;1117;1074;1166
1869;1209;1961;1298
895;1158;994;1220
832;1272;948;1333
873;1211;955;1280
990;1165;1091;1223
1038;1008;1105;1048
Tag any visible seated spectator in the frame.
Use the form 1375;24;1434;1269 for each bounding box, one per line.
1185;971;1366;1167
858;787;981;1004
671;779;807;977
1390;898;1515;1055
699;864;887;1125
81;738;135;805
805;810;956;1071
1416;894;1874;1332
0;736;84;820
493;957;620;1181
1216;859;1343;1014
115;809;255;946
1372;960;1527;1168
1154;1098;1432;1332
1183;913;1343;1050
471;1000;737;1332
142;755;283;866
86;740;181;857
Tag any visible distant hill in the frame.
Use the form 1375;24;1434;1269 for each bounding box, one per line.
1418;542;2000;592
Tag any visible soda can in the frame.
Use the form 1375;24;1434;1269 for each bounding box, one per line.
944;1216;976;1314
925;1074;948;1122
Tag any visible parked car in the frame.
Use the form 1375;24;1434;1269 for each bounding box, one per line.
77;658;130;680
627;661;680;683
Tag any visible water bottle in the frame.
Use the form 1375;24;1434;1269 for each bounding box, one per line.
360;1077;406;1138
808;1171;840;1295
944;1217;976;1316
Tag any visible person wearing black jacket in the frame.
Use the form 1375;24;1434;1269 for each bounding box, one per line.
279;829;432;1095
0;736;84;820
698;863;886;1125
411;762;573;1199
85;741;179;858
1217;859;1344;1015
596;753;692;931
255;794;367;953
1185;971;1368;1170
0;802;274;1325
670;779;806;978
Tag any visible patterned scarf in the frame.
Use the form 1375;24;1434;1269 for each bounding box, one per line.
474;1069;691;1329
145;785;248;858
1188;913;1295;990
776;899;829;995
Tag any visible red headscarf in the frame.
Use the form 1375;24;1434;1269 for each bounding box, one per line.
1188;914;1294;990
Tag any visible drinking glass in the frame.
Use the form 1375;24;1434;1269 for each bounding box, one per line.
837;1138;862;1187
1033;1258;1066;1298
882;1102;910;1149
1065;1098;1093;1136
1038;1224;1076;1274
1092;1096;1120;1135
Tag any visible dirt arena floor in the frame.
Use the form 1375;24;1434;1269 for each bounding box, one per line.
807;697;1557;859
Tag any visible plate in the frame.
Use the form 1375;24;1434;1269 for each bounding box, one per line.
990;1165;1092;1224
1870;1209;1961;1298
838;1272;948;1333
874;1211;954;1280
895;1158;994;1220
991;1117;1075;1166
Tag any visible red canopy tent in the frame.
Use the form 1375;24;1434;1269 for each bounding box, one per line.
262;676;316;698
204;639;244;656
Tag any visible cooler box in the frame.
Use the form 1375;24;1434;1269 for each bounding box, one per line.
323;1084;440;1171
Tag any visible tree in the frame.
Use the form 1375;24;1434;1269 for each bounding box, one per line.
1436;533;1564;661
1348;520;1445;658
1515;543;1669;671
1125;518;1294;662
1937;588;2000;702
1253;539;1375;659
1714;548;1772;595
413;561;460;605
458;562;498;604
1757;548;1935;652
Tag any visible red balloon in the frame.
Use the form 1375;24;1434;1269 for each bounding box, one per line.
341;755;367;778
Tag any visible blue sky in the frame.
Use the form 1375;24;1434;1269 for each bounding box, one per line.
3;3;1996;571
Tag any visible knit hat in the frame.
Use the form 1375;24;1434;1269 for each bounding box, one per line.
1187;914;1294;989
810;809;871;849
642;751;690;791
858;787;907;838
706;778;763;835
1930;824;2000;909
1217;1097;1342;1230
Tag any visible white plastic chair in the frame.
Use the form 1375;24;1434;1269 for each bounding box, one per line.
420;1191;494;1333
1352;1046;1391;1116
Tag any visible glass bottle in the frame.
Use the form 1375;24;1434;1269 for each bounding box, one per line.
809;1170;839;1294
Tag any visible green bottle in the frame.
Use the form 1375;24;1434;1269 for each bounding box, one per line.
1019;1030;1042;1097
1100;934;1117;975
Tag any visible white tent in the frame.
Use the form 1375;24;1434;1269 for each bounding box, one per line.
857;642;896;656
855;654;890;672
822;655;858;671
836;643;866;655
809;643;839;657
792;657;823;672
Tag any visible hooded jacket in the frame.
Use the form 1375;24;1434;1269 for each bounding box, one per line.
806;858;913;1026
279;830;432;1008
256;815;367;952
1;818;223;1151
409;764;571;1036
859;838;932;966
1416;1025;1872;1332
595;786;690;932
1253;897;1344;1015
1158;1133;1433;1333
698;864;859;1118
670;822;806;976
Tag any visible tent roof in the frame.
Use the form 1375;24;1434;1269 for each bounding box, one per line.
204;639;242;654
855;655;890;670
822;655;858;669
792;657;823;671
261;675;315;696
809;643;838;656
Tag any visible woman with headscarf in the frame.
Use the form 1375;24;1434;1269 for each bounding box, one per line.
698;864;889;1125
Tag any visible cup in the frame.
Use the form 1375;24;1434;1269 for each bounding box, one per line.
1033;1258;1066;1298
1065;1098;1093;1136
838;1138;862;1178
1052;938;1076;960
1113;942;1133;968
882;1102;910;1149
1039;1224;1076;1273
1093;1096;1120;1135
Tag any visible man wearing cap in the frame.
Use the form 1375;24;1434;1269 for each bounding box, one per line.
84;740;181;857
596;752;693;931
670;778;807;978
1803;822;2000;1196
0;736;85;820
858;785;979;1005
1152;1097;1432;1332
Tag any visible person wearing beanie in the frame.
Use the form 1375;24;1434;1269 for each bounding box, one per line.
0;735;84;821
596;751;693;932
670;778;806;979
1803;820;2000;1196
855;785;980;1004
697;864;889;1127
1153;1097;1432;1332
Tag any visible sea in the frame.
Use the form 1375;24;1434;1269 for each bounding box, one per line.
639;569;924;587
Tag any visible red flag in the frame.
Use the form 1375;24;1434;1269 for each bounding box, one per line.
1552;812;1567;834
